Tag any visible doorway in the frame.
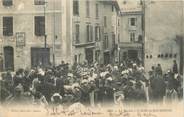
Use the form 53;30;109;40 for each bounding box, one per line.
85;48;93;65
128;50;138;61
31;48;50;68
4;46;14;71
104;51;110;65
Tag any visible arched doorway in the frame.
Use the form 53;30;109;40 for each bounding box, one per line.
4;46;14;71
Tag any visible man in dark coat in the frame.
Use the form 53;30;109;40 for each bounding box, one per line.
134;81;146;102
150;73;166;102
80;80;91;106
172;60;178;74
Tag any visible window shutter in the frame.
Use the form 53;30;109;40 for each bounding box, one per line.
90;25;93;42
3;17;13;36
35;16;45;36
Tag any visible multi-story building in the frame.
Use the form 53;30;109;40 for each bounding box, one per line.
0;0;121;72
0;0;64;71
144;0;184;73
71;0;103;65
100;1;120;65
71;0;120;65
118;1;143;63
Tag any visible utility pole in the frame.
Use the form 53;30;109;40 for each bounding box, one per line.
52;0;56;66
180;0;184;75
44;1;48;49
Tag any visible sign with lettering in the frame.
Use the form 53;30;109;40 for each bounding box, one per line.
16;32;25;47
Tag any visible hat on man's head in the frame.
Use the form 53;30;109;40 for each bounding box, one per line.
81;79;88;84
51;93;62;102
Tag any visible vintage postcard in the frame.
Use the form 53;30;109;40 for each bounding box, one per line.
0;0;183;117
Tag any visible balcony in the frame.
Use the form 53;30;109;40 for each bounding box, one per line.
73;41;95;48
119;42;142;49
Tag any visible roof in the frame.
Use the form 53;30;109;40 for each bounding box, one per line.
118;0;142;13
99;0;121;11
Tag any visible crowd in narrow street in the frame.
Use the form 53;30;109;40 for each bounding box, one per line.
0;60;183;108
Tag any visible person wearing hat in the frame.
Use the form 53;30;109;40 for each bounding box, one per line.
155;64;163;76
80;79;91;106
123;80;136;102
103;76;114;105
172;60;178;74
150;72;166;103
33;91;48;107
165;83;178;103
134;81;146;102
55;76;65;97
7;83;24;105
71;83;82;103
51;93;63;106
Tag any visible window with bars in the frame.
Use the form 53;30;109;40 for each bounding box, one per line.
75;24;80;44
3;17;13;36
95;50;100;62
112;34;115;48
73;0;79;16
87;25;90;42
104;35;108;49
34;0;45;5
104;16;107;27
118;33;120;42
130;32;136;42
95;26;100;41
86;25;93;42
2;0;12;6
96;3;99;18
35;16;45;36
86;0;90;17
118;19;120;26
129;18;137;26
112;5;114;12
74;55;77;63
90;25;93;42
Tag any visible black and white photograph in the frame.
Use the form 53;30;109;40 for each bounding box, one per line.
0;0;183;117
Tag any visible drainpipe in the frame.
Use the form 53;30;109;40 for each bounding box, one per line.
141;0;145;66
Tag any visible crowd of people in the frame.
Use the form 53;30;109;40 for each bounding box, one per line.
0;60;183;108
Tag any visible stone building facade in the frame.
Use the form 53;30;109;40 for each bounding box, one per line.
119;9;143;63
117;0;143;63
70;0;120;65
0;0;64;71
0;0;121;71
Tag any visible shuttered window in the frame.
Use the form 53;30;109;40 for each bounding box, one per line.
34;0;45;5
35;16;45;36
2;0;12;6
73;0;79;15
3;17;13;36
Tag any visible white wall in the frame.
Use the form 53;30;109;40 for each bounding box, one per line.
144;1;183;72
